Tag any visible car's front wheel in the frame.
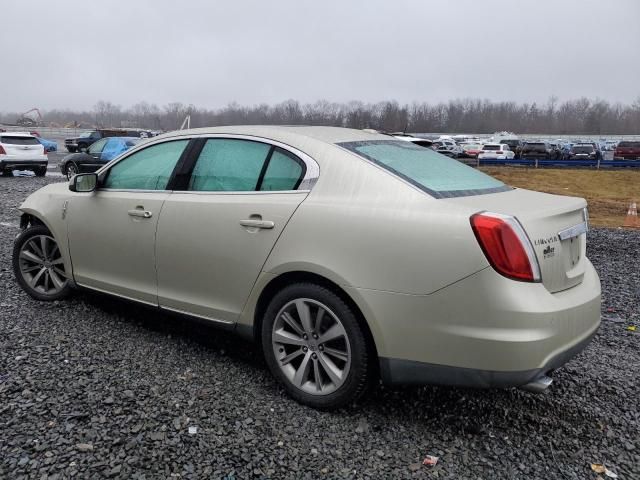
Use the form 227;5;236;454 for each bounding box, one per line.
13;225;72;301
261;283;371;409
65;162;78;180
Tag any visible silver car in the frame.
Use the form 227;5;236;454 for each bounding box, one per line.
12;126;601;409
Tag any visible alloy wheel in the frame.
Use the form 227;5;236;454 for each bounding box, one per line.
272;298;351;395
66;164;77;180
18;234;68;296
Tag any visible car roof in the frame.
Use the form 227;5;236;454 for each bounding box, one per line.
155;125;392;146
0;132;34;137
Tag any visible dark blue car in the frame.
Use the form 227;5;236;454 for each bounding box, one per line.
59;137;140;179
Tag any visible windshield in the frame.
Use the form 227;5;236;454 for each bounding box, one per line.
463;144;481;150
338;140;509;198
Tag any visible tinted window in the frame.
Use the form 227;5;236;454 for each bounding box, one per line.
88;138;108;154
618;141;640;148
104;140;188;190
1;136;39;145
572;146;594;153
483;145;501;150
260;148;304;191
189;139;270;191
338;140;509;198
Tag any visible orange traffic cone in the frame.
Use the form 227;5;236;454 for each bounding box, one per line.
623;201;640;228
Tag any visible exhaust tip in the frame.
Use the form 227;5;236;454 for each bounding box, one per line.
521;375;553;393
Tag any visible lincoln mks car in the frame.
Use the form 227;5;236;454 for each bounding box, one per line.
12;126;601;409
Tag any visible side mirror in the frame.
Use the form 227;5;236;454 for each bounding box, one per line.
69;173;98;192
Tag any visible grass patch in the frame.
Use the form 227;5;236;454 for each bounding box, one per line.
480;167;640;228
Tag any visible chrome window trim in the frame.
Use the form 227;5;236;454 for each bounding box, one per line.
97;133;320;192
98;189;172;194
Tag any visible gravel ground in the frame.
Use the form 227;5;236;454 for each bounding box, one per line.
1;176;638;479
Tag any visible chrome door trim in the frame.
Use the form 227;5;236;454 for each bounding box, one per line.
160;305;235;325
77;283;158;307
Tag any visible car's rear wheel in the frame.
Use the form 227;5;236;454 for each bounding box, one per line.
261;283;370;409
65;162;78;180
13;225;71;301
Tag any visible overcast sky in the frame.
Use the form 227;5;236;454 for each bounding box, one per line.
1;0;638;111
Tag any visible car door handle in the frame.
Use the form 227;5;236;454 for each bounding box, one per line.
128;209;153;218
239;219;274;229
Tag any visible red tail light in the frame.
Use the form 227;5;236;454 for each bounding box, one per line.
0;145;5;155
470;212;541;282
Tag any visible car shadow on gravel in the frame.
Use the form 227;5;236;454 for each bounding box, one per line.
76;286;592;426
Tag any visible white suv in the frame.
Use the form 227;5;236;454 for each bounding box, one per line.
0;132;48;176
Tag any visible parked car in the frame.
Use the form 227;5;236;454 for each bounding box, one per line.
31;134;58;153
478;143;515;160
392;134;434;148
12;126;601;409
498;139;523;158
614;141;640;160
567;144;598;160
459;143;484;158
433;140;463;158
520;142;553;159
0;132;48;176
65;129;143;153
60;137;141;179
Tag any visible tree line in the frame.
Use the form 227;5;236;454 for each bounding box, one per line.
2;97;639;134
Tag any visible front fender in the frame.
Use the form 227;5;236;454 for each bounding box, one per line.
19;183;74;282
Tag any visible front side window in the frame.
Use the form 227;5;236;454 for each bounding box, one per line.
188;139;271;191
103;140;188;190
88;138;108;154
338;140;510;199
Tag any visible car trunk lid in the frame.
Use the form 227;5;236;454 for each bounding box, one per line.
446;188;588;293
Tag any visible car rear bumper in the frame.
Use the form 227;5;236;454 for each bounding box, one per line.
1;159;48;170
379;326;597;387
349;259;601;387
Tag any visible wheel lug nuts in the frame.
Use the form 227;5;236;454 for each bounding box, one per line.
318;345;324;351
302;346;308;352
302;334;308;340
312;353;317;359
312;333;318;339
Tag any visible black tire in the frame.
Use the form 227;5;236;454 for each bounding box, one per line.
66;147;76;153
13;225;72;302
65;162;79;180
1;170;12;177
261;283;370;410
34;167;47;177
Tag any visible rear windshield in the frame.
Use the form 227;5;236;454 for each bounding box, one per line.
500;140;518;146
338;140;510;199
483;145;501;151
1;136;39;145
572;146;594;153
618;141;640;148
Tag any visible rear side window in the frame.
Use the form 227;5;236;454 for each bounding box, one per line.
1;136;39;145
259;148;304;191
189;139;270;191
104;140;188;190
338;140;509;199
